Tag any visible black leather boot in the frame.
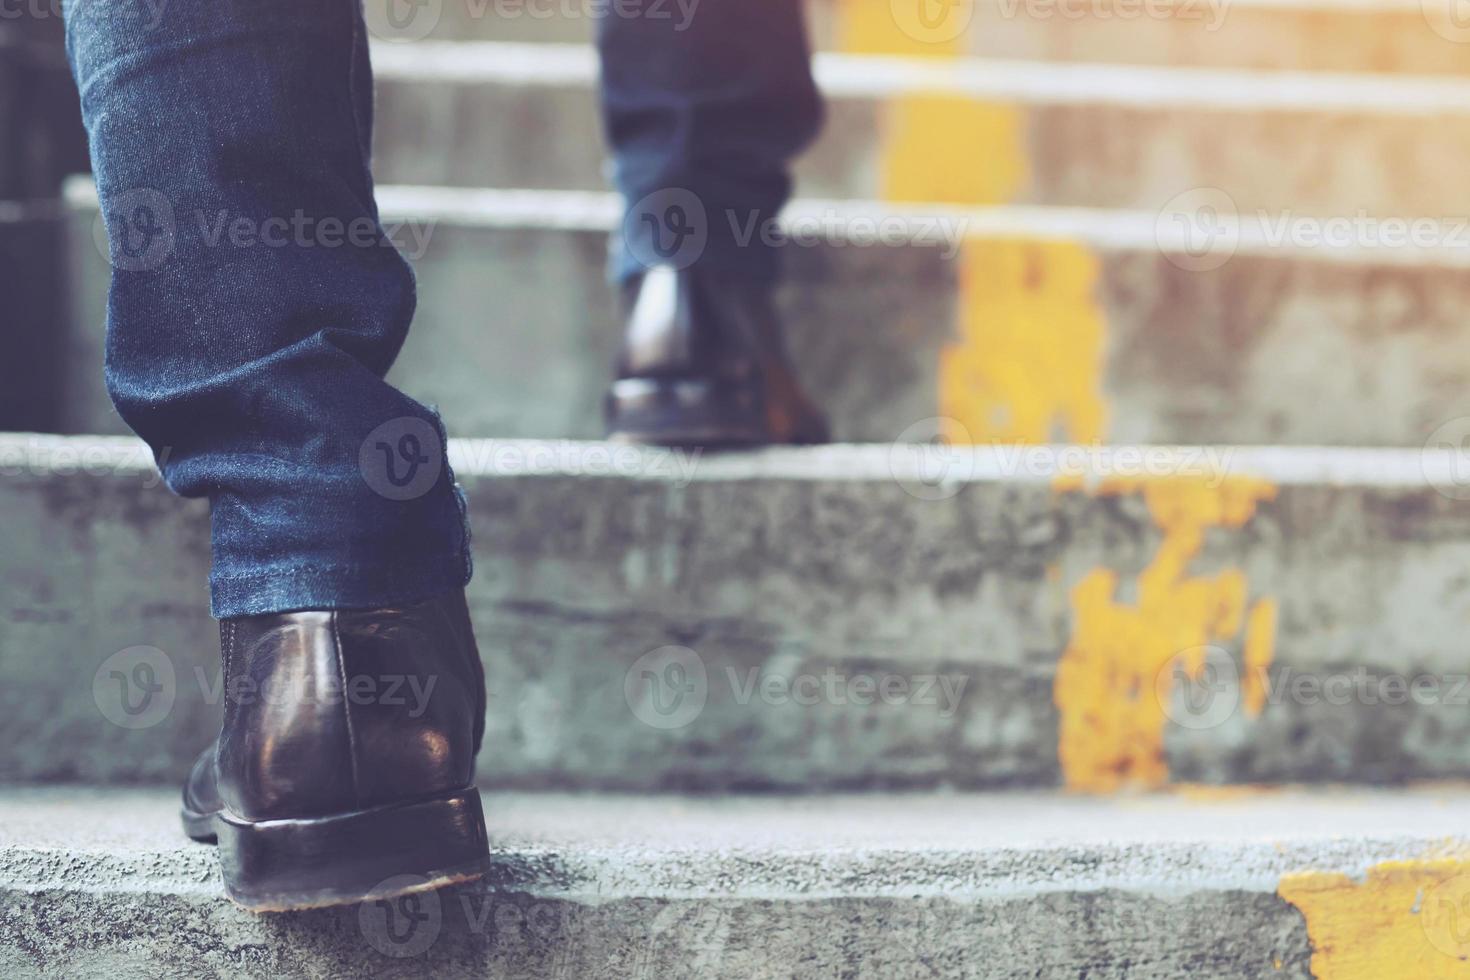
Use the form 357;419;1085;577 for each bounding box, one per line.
181;590;490;912
604;264;830;447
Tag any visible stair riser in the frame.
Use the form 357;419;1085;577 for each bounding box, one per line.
63;200;1470;447
6;445;1470;790
369;71;1470;218
0;43;87;200
362;0;1470;76
0;888;1312;979
0;213;66;432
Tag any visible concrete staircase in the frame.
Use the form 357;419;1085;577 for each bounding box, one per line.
9;785;1470;977
10;2;1470;977
367;0;1470;75
0;14;85;434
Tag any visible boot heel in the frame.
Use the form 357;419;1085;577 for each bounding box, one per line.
605;377;768;447
212;788;491;912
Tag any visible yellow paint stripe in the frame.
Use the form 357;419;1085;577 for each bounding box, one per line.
880;97;1026;206
1243;597;1277;718
1280;859;1470;978
843;0;1276;796
1054;475;1278;793
846;0;1084;446
939;238;1107;444
835;0;973;58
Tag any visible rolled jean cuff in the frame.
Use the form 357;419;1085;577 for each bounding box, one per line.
209;546;473;619
197;408;476;619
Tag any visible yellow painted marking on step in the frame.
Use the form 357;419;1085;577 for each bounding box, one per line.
841;2;1081;445
1279;858;1470;978
1243;597;1277;718
1053;474;1278;793
940;239;1107;443
836;0;972;57
881;98;1026;206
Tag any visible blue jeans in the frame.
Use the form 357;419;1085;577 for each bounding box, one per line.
600;0;824;283
64;0;820;617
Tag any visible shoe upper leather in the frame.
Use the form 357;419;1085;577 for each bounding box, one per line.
616;265;757;381
613;264;829;443
185;590;485;822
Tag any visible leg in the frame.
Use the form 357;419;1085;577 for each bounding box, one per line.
64;0;488;910
599;0;824;284
597;0;831;446
65;0;469;618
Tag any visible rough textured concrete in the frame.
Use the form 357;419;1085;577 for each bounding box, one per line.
64;184;1470;446
8;785;1470;977
368;0;1470;76
366;42;1470;218
7;436;1470;790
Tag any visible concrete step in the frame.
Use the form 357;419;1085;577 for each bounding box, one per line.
0;25;87;200
0;204;66;432
5;785;1470;977
366;41;1470;219
8;434;1470;792
364;0;1470;76
63;183;1470;447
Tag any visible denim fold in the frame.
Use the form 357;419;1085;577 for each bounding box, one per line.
597;0;824;283
64;0;471;617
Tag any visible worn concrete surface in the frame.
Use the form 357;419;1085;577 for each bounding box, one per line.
63;183;1470;446
365;42;1470;218
369;0;1470;76
7;785;1470;977
6;436;1470;790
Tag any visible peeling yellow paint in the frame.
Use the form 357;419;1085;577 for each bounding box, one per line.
1054;475;1278;793
845;0;1278;797
1243;597;1278;717
836;0;972;57
847;1;1095;448
881;98;1025;206
1279;859;1470;978
940;239;1107;444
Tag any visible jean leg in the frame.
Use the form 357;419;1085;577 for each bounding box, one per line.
597;0;824;284
63;0;471;618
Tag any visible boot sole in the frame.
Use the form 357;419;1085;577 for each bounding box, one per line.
605;377;770;448
182;788;492;913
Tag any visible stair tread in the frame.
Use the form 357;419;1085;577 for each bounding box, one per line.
60;177;1470;268
367;39;1470;113
6;785;1470;898
2;431;1463;486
